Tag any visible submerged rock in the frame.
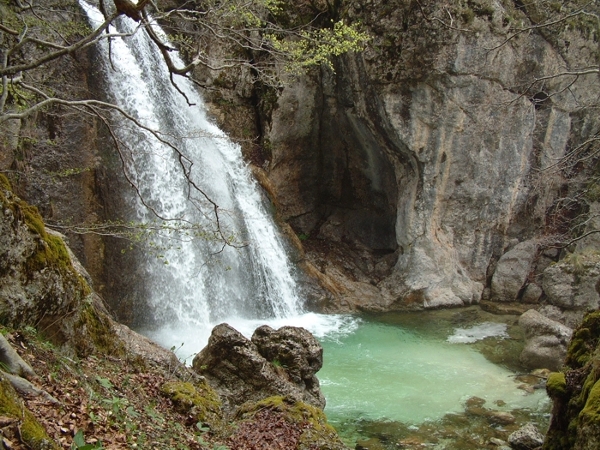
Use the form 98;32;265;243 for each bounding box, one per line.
192;323;325;414
465;397;516;426
508;423;544;449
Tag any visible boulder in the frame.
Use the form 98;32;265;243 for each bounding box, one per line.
542;253;600;313
519;309;572;341
518;309;572;371
192;323;325;414
491;241;538;302
521;283;542;304
251;325;323;401
520;335;568;372
465;397;515;425
508;423;544;449
537;304;584;329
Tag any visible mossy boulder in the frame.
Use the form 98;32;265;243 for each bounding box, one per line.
0;184;117;357
161;380;223;429
230;396;347;450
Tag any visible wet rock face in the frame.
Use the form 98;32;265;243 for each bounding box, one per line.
192;324;325;414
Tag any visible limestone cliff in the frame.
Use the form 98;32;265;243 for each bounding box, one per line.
237;0;600;311
1;0;598;321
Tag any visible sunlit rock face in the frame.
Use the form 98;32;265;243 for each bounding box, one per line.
261;1;600;312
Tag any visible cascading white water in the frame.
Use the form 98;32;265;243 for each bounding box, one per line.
79;2;336;353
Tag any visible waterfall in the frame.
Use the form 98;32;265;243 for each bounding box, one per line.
80;2;319;353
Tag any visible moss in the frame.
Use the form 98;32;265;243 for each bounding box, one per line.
5;194;88;293
544;310;600;449
72;304;123;357
580;379;600;425
0;376;59;449
22;203;47;237
0;173;12;191
547;372;567;398
237;396;342;448
25;233;74;274
565;311;600;368
161;380;222;426
14;199;73;279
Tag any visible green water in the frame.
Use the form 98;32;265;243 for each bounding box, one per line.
318;311;550;448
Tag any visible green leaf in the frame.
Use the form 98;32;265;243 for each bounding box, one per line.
73;430;86;448
95;376;113;389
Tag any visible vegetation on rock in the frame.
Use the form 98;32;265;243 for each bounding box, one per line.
544;311;600;449
232;396;346;450
0;375;59;450
546;372;567;398
161;380;223;429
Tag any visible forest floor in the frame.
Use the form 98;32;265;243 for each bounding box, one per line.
1;325;230;450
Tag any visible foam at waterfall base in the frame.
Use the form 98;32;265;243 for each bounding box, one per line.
143;313;361;364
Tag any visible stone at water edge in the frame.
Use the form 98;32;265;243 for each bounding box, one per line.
251;324;323;398
507;423;544;449
518;309;572;371
192;323;326;414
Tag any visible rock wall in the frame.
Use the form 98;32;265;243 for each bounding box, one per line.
252;0;600;312
0;0;112;309
1;0;598;324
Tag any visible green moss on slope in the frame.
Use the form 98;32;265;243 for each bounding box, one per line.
0;376;59;450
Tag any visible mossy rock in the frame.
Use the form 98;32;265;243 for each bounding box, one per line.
68;302;123;357
19;203;75;278
544;311;600;449
565;311;600;369
547;372;567;398
235;396;346;450
0;173;12;192
0;375;59;450
1;188;110;358
0;189;82;283
161;380;222;428
580;378;600;425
